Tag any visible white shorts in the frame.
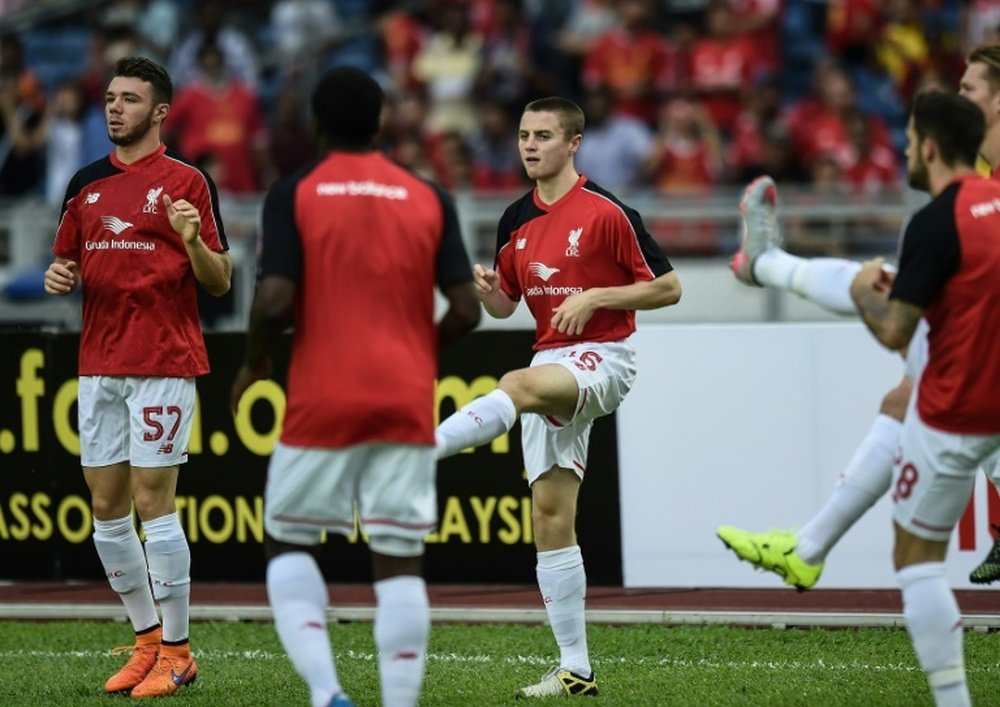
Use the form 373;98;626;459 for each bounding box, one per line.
264;442;437;555
521;340;637;484
903;318;930;382
893;399;1000;542
78;376;195;468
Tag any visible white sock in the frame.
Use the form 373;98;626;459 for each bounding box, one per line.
267;552;341;707
374;576;430;707
537;545;590;677
435;388;517;459
796;414;900;564
898;563;970;707
92;514;159;633
143;512;191;644
754;251;861;316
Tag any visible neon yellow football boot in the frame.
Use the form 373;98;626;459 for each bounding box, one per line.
717;525;823;591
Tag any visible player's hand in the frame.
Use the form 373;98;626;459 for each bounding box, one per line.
551;290;597;336
163;194;201;245
43;260;79;295
472;263;500;299
873;261;896;294
230;360;272;415
850;257;894;306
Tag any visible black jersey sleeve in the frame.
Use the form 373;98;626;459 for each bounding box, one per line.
890;184;961;308
258;175;303;282
431;183;474;287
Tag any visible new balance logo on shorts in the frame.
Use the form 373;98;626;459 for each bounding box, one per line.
157;443;174;454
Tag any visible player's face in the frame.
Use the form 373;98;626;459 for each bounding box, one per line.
905;117;929;192
958;62;1000;129
518;110;579;182
105;76;161;147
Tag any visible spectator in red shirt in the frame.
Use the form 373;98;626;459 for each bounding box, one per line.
166;42;272;194
646;96;724;193
784;60;894;168
729;0;782;77
582;0;676;126
841;110;902;194
689;0;757;133
726;74;787;182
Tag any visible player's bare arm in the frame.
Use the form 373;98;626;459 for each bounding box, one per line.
438;280;481;347
849;257;896;303
43;257;80;296
550;271;681;335
855;277;923;353
230;275;295;413
163;193;232;297
473;263;518;319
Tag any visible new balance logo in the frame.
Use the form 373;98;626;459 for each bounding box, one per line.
157;443;174;455
528;262;560;281
101;216;134;235
516;237;526;250
85;192;100;204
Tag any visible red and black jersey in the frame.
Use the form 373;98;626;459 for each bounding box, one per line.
891;175;1000;434
53;144;227;377
259;150;473;449
494;175;672;350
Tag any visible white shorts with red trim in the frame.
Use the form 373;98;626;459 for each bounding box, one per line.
892;399;1000;542
78;376;195;468
903;318;930;382
264;442;437;550
521;340;636;484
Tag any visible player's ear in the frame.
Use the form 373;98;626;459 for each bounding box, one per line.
920;136;936;164
154;103;170;124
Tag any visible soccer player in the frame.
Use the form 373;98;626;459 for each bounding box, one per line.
434;96;682;698
42;57;231;697
229;68;480;707
717;45;1000;588
854;90;1000;707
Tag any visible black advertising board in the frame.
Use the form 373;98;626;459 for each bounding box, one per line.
0;331;622;584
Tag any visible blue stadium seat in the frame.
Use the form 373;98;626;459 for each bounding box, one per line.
22;27;92;93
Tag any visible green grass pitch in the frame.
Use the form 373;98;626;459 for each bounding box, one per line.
1;620;998;705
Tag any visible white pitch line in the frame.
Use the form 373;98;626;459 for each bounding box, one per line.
3;603;1000;631
1;649;997;675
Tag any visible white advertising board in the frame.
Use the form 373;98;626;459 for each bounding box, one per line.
618;322;999;590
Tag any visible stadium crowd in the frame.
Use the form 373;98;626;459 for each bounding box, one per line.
0;0;997;203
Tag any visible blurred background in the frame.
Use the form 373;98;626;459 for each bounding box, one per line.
0;0;992;330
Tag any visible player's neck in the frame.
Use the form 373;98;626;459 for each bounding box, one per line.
534;168;580;205
929;164;977;197
114;133;162;165
980;129;1000;174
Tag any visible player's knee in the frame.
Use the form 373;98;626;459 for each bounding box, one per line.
90;494;130;520
498;369;533;409
264;533;320;563
369;534;423;559
879;379;913;421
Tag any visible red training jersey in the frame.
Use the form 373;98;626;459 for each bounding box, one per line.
53;144;227;377
494;176;672;350
258;151;473;449
891;175;1000;434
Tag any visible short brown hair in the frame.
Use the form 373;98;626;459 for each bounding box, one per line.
967;44;1000;93
523;96;585;140
113;56;172;105
912;90;984;168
